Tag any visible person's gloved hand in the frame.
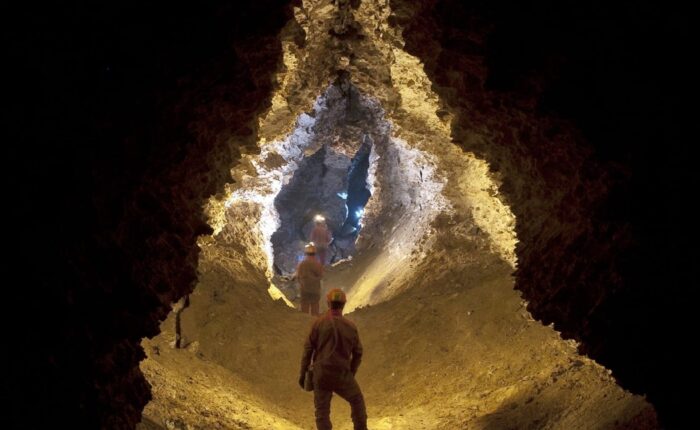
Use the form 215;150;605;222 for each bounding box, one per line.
298;374;305;389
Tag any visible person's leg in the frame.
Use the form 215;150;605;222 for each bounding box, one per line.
314;388;333;430
311;301;320;316
301;301;310;314
335;378;367;430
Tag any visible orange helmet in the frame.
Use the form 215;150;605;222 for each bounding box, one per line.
304;243;316;254
326;288;347;303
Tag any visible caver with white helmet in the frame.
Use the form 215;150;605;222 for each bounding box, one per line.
296;242;324;316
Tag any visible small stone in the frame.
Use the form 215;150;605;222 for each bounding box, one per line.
186;341;200;353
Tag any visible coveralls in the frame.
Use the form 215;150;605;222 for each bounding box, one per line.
300;309;367;430
310;224;332;265
296;255;324;315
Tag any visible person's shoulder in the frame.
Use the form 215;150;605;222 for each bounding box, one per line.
299;258;315;268
310;315;325;331
340;316;358;330
314;312;333;325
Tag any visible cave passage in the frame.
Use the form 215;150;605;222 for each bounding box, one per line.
139;81;656;429
270;137;372;276
14;0;685;428
135;2;661;429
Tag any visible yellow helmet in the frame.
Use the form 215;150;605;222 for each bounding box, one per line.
326;288;347;304
304;243;316;254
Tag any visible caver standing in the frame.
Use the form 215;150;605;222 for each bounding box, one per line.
299;288;367;430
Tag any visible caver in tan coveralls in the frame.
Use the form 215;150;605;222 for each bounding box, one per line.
296;255;324;315
310;223;332;265
300;309;367;430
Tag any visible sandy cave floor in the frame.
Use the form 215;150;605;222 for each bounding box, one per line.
138;245;657;430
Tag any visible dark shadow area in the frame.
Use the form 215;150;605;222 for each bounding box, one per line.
475;376;657;430
136;417;166;430
475;392;565;430
341;135;372;235
8;1;294;427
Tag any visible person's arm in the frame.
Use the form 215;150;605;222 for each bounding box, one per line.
350;330;363;375
313;261;324;280
299;323;317;386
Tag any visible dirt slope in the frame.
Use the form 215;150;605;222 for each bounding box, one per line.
140;239;656;429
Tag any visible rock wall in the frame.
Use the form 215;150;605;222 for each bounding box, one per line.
390;0;690;426
10;1;295;428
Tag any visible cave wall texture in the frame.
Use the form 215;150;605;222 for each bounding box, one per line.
8;0;690;428
387;1;691;427
388;1;691;427
9;1;295;428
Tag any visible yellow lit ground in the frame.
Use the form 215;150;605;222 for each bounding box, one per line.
139;241;656;429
